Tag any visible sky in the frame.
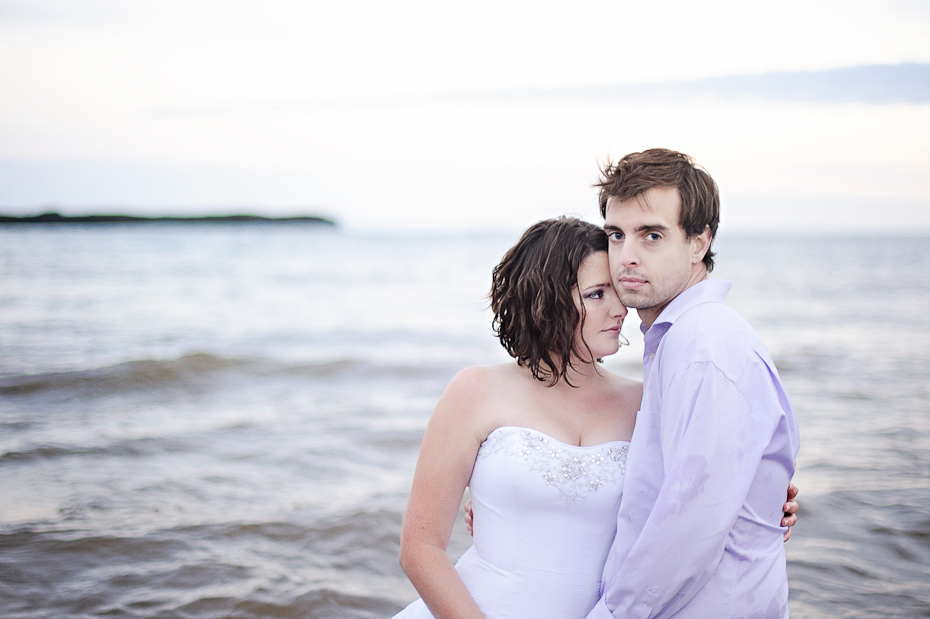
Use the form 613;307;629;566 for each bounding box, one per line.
1;0;929;232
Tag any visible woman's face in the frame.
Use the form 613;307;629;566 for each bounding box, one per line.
574;251;628;361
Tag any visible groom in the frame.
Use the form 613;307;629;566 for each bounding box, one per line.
587;148;800;618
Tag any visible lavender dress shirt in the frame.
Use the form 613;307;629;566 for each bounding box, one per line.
586;279;800;619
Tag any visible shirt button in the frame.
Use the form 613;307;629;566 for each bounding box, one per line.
649;352;655;359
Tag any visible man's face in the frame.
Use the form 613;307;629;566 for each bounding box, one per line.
603;186;708;327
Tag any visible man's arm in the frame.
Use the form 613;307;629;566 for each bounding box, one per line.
464;485;799;541
591;360;789;619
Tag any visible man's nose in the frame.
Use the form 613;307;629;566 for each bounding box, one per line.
617;240;639;266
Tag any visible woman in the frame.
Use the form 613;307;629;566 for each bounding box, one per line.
395;218;795;619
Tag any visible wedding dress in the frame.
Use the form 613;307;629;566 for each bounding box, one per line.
394;426;629;619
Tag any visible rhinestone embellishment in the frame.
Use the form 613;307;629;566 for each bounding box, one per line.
479;428;628;504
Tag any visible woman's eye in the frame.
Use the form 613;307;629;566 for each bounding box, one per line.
586;290;604;300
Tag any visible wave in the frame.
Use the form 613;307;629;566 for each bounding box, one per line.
0;436;189;465
0;353;249;396
0;353;456;399
177;508;404;550
0;529;188;560
0;510;410;619
173;589;402;619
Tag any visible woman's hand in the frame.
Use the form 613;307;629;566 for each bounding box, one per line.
782;483;799;542
464;499;474;536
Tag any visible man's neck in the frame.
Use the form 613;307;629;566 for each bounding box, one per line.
638;269;708;330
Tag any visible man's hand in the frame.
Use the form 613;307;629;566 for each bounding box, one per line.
782;483;799;542
464;499;474;536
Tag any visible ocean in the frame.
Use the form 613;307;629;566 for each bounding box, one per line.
1;225;928;618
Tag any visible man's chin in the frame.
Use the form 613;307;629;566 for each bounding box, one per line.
618;291;652;309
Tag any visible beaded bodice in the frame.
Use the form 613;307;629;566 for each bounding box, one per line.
478;427;629;505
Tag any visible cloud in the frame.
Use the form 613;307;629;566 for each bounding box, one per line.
498;64;930;106
156;64;930;119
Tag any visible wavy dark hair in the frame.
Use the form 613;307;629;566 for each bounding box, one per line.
490;217;609;386
596;148;719;272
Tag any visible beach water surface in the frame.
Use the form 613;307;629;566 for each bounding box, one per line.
1;226;928;618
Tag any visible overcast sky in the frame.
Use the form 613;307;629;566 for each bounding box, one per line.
1;0;929;231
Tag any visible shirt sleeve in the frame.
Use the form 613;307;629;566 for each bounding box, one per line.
598;360;778;619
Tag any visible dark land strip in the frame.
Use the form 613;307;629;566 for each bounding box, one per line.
0;212;336;226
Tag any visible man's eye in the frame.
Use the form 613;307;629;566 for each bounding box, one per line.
646;233;661;241
609;232;623;241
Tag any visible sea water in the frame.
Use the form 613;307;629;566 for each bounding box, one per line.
0;225;928;618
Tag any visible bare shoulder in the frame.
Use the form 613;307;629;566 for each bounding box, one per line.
605;370;643;400
598;368;643;417
433;363;520;437
442;363;516;401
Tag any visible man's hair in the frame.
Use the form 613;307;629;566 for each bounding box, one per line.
490;217;608;386
596;148;719;272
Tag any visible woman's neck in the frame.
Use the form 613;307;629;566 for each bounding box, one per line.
532;357;602;391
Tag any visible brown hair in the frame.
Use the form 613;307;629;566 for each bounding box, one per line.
596;148;719;271
490;217;608;386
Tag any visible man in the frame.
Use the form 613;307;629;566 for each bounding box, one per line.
586;148;800;618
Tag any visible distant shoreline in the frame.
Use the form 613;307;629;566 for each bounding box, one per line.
0;212;337;226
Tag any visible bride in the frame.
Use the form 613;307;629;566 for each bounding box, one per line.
394;217;796;619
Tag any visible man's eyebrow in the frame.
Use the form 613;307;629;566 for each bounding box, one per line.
635;223;670;233
603;223;671;233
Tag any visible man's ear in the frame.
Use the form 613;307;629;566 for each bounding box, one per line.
690;225;712;265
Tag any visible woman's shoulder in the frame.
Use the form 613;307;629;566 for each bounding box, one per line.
603;370;643;398
591;368;643;417
432;363;523;442
444;362;524;400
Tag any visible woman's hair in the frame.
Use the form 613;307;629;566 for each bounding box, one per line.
490;216;608;386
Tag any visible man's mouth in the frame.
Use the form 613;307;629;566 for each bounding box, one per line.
619;277;647;291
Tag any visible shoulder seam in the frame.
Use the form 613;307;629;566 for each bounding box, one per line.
664;360;773;428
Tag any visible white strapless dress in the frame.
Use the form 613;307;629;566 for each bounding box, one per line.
394;426;629;619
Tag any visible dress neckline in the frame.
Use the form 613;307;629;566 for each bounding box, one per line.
486;426;631;450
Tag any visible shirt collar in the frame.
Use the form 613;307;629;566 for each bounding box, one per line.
639;279;732;336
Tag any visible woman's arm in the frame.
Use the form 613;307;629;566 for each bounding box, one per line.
399;368;492;619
